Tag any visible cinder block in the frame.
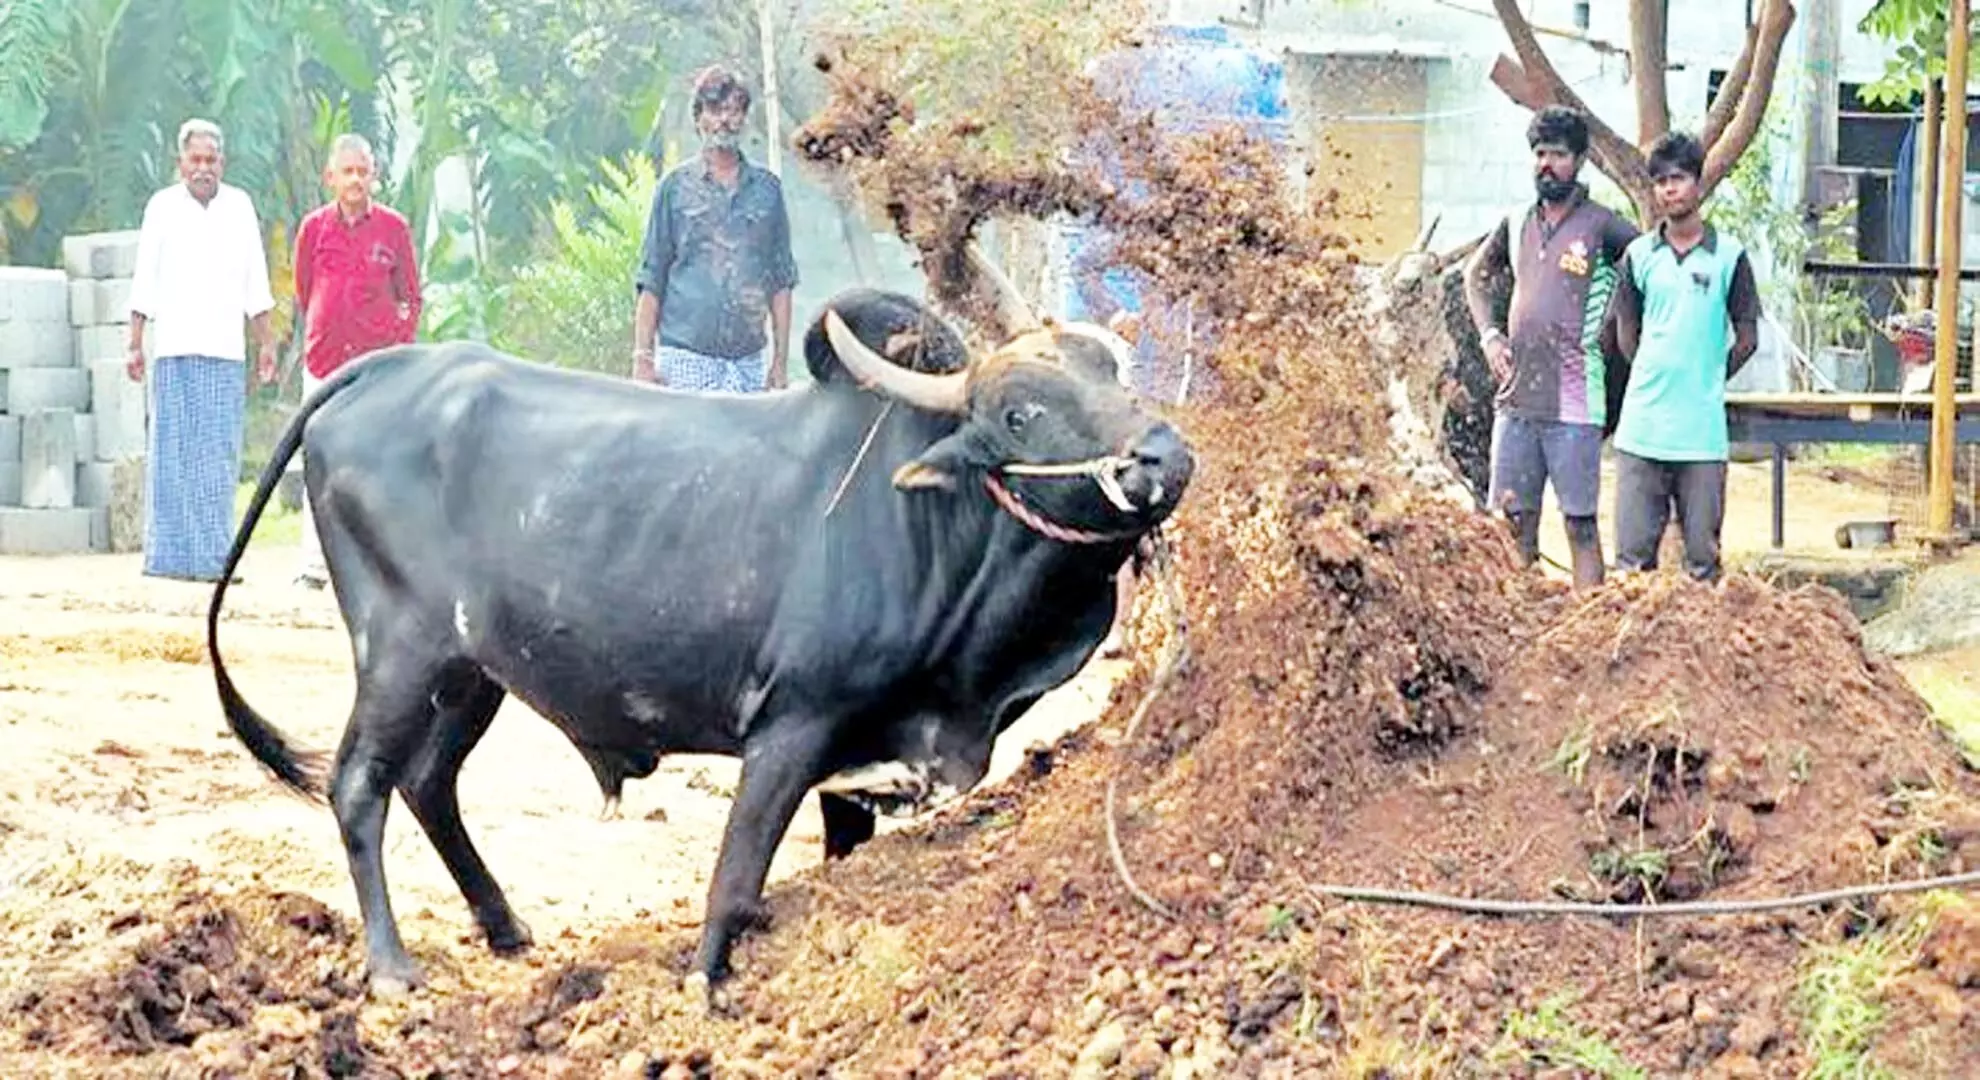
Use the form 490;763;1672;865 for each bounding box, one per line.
0;507;94;554
6;368;90;412
68;277;134;327
88;507;110;552
91;360;148;460
0;462;18;505
72;413;96;462
61;231;142;280
74;320;152;365
0;267;70;323
75;324;129;364
22;409;79;509
0;371;7;411
76;461;114;508
109;458;144;552
0;319;76;369
0;415;18;462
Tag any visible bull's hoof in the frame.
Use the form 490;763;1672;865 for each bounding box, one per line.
485;919;534;956
367;965;423;999
682;971;733;1016
599;795;622;822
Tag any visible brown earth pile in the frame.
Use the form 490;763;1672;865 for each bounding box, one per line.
7;38;1980;1080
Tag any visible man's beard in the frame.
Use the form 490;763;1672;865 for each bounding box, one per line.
701;129;741;151
1534;173;1577;202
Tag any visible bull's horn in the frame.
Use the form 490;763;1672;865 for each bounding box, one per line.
825;310;969;415
965;242;1045;336
1411;213;1442;253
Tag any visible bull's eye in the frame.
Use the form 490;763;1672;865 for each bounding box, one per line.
1004;404;1042;436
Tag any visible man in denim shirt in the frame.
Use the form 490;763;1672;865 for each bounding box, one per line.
632;66;799;391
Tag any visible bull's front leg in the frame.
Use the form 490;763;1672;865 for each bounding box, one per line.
689;720;833;1004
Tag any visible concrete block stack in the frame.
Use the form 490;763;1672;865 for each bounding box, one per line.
0;231;148;554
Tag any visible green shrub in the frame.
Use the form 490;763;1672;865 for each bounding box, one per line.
492;154;657;374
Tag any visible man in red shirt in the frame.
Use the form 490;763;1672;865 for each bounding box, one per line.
292;133;421;587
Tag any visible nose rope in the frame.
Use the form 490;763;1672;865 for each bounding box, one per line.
997;454;1140;513
984;473;1143;545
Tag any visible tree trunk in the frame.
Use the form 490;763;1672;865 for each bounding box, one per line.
1488;0;1797;224
1630;0;1671;145
1703;0;1798;193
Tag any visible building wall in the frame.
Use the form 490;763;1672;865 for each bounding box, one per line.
1285;53;1430;254
1170;0;1894;246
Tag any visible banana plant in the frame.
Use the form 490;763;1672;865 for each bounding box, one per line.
0;0;65;151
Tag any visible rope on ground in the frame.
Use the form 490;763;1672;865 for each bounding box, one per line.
1105;530;1189;921
1307;869;1980;919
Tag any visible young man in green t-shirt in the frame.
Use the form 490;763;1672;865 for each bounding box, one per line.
1606;132;1763;582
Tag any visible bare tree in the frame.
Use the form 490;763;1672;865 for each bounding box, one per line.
1487;0;1798;221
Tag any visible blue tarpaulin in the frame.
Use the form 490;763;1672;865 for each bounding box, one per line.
1060;24;1292;401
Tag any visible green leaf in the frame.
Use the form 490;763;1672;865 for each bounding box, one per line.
182;0;238;76
299;5;376;94
0;0;65;149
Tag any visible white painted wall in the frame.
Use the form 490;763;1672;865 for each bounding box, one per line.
1166;0;1894;242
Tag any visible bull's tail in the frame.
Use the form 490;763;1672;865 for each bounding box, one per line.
206;357;386;799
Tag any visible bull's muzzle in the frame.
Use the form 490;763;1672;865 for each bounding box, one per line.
1123;422;1193;513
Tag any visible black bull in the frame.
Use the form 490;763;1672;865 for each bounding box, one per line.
206;289;1195;993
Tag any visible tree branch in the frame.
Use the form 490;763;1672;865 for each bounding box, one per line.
1702;22;1759;150
1489;54;1549;110
1630;0;1671;145
1486;0;1650;218
1703;0;1797;194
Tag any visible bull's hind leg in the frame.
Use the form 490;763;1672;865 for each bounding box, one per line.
330;648;455;995
818;792;875;859
395;666;532;954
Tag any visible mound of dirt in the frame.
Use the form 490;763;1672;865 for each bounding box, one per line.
9;888;371;1073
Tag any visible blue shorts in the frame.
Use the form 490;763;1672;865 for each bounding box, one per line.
1489;414;1602;518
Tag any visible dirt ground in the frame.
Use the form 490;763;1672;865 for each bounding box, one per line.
0;546;1124;1066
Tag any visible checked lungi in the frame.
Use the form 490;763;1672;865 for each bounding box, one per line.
144;355;245;581
656;345;767;393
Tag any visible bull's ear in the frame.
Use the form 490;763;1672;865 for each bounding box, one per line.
892;430;981;491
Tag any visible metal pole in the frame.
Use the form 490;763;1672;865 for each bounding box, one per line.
1930;1;1969;541
757;0;783;177
1921;78;1942;310
1802;0;1841;216
1771;443;1787;549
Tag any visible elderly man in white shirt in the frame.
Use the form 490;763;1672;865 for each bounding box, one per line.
126;118;279;582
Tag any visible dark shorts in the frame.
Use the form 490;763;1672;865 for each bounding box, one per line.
1613;451;1727;582
1488;414;1602;517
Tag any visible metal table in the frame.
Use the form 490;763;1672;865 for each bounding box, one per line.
1724;392;1980;548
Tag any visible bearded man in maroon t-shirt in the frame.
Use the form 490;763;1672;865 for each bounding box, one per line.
291;132;422;588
